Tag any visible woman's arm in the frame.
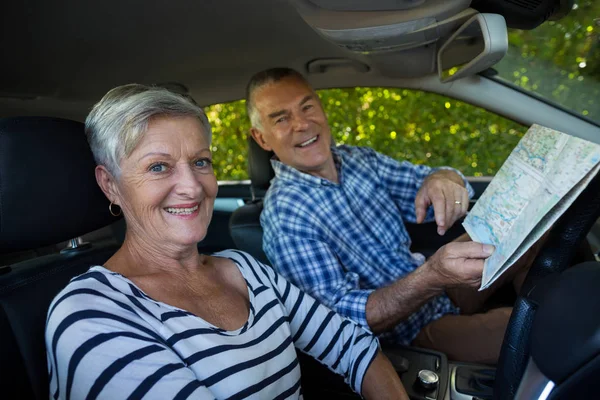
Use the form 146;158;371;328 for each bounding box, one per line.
362;351;409;400
248;252;409;398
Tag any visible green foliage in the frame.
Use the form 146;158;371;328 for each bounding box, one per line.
206;91;525;180
495;1;600;120
206;4;598;180
205;102;250;181
317;88;524;177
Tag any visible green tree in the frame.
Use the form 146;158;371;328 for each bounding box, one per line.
495;1;600;120
206;90;525;180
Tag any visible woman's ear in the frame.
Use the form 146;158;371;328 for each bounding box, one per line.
95;165;120;205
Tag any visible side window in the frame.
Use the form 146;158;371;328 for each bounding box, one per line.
494;2;600;123
317;88;526;177
205;88;526;181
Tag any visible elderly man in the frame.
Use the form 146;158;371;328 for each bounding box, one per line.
247;67;530;364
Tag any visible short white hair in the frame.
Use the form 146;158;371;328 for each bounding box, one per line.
85;83;212;177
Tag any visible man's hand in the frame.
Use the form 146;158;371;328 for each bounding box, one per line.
415;170;469;235
366;241;494;333
425;241;494;290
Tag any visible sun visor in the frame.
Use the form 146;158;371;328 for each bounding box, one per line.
289;0;475;53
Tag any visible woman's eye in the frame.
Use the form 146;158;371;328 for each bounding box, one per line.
195;159;213;168
149;163;167;173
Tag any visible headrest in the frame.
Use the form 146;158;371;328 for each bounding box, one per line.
0;117;119;254
248;136;274;192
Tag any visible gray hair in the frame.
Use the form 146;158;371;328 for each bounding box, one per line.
245;67;309;129
85;83;212;177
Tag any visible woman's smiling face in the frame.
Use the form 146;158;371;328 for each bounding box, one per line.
114;115;218;248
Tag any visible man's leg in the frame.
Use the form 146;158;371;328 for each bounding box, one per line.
410;233;548;363
411;307;512;364
445;255;531;314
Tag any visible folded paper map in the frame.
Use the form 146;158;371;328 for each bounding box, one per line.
463;124;600;290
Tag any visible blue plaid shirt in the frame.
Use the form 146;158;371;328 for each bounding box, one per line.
261;145;475;344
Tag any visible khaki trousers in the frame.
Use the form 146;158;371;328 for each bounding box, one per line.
412;307;512;365
412;234;545;365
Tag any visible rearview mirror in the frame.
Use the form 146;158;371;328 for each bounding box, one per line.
437;13;508;83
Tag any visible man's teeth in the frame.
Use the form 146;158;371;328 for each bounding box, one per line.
299;137;317;147
165;205;199;215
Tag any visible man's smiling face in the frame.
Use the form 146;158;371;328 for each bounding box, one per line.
250;76;335;180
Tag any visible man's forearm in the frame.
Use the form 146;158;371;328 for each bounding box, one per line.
365;262;444;333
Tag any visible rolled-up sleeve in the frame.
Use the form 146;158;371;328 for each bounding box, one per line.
372;150;474;223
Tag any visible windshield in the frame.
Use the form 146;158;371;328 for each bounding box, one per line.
493;2;600;125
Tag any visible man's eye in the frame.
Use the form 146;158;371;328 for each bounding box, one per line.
195;158;213;168
149;163;167;173
275;116;288;124
303;104;313;111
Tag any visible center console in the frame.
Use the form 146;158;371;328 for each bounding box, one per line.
299;343;496;399
383;345;496;400
445;363;495;400
384;345;449;399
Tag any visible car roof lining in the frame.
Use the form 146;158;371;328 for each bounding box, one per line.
0;0;352;102
1;0;476;106
2;0;594;142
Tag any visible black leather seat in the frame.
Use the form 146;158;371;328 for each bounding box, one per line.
229;137;274;265
513;260;600;399
0;117;121;399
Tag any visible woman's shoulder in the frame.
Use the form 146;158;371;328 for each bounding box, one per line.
211;249;256;266
58;265;123;294
210;250;275;282
46;265;133;324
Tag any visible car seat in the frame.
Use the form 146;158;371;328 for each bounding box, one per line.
228;137;274;265
0;117;121;399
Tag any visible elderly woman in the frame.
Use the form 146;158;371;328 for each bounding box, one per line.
45;84;408;399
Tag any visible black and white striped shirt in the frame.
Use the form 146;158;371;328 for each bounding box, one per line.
46;250;379;399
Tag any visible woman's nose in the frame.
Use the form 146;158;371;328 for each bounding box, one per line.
175;165;202;197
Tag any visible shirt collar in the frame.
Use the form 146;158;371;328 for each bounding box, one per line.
270;146;343;187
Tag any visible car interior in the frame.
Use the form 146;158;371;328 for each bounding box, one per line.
1;0;600;399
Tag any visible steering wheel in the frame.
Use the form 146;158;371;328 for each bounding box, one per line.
493;172;600;399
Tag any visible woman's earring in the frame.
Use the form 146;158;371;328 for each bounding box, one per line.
109;202;122;217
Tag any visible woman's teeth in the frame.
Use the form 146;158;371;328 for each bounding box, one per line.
165;205;199;215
